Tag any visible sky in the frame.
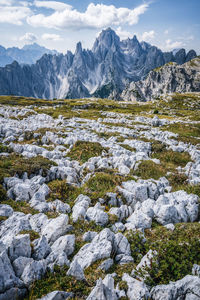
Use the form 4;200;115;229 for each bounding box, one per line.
0;0;199;54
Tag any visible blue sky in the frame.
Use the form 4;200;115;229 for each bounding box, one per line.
0;0;199;54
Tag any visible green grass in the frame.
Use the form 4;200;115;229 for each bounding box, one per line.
1;199;38;214
27;266;91;300
126;223;200;286
19;230;40;241
47;180;83;208
164;123;200;145
67;141;108;164
143;223;200;286
134;149;191;182
84;172;123;203
0;144;12;153
0;154;56;183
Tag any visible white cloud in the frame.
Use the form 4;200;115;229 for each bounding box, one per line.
0;4;31;25
164;29;169;35
0;0;13;6
165;39;184;50
116;27;133;40
34;1;72;12
141;30;155;41
27;2;149;30
19;32;37;42
42;33;62;41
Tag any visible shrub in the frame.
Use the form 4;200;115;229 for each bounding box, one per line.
143;223;200;286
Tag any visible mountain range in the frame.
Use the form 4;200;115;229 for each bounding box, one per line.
0;43;57;67
121;57;200;101
0;28;197;100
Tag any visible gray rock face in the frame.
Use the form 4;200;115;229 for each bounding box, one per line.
150;275;200;300
32;236;51;260
82;231;97;242
21;260;47;286
0;28;196;100
86;203;108;226
41;214;69;244
12;256;34;278
8;234;31;262
0;251;24;293
46;250;70;271
51;235;75;256
121;57;200;101
192;264;200;277
0;212;31;241
67;259;85;281
86;274;118;300
72;228;114;269
122;273;150;300
98;258;114;271
0;204;13;217
72;194;91;222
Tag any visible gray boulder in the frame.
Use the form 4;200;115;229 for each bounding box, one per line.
150;275;200;300
32;235;51;260
82;231;97;242
21;260;47;286
98;258;114;271
72;194;91;222
46;250;70;271
67;259;85;280
12;256;34;277
8;234;31;261
86;203;108;226
29;213;49;233
0;251;24;293
192;264;200;277
0;287;27;300
0;204;13;217
122;273;150;300
51;235;75;256
86;274;118;300
72;228;114;269
41;214;69;244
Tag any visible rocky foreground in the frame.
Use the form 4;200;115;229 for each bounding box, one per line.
0;94;200;299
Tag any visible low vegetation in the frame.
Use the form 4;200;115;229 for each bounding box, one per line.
67;141;108;164
0;154;56;183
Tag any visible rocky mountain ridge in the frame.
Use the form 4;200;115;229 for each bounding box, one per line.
121;56;200;101
0;43;58;67
0;28;197;99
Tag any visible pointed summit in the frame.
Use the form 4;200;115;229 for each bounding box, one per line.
75;42;82;55
92;28;120;53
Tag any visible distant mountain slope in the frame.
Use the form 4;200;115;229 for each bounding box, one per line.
0;43;58;67
0;28;197;99
121;57;200;101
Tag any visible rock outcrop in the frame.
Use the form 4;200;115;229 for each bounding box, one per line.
121;57;200;101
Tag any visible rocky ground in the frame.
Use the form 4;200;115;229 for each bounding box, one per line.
0;94;200;300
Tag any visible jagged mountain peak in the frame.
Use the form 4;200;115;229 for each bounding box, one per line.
75;42;83;55
0;28;198;100
92;27;120;52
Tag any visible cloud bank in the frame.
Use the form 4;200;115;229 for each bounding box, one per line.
27;1;149;30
